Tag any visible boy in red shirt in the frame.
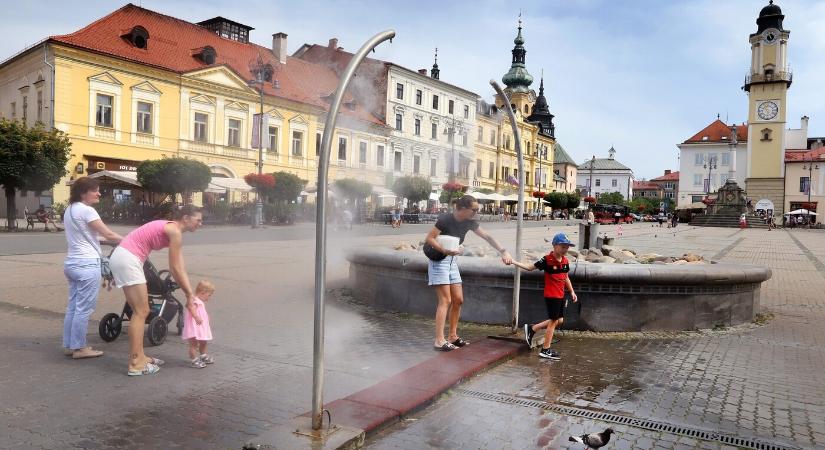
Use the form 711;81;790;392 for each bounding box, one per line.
509;233;577;360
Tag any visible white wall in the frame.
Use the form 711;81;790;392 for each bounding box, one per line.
576;170;634;201
0;46;54;128
677;142;747;206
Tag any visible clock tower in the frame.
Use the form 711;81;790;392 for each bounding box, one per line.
744;0;791;216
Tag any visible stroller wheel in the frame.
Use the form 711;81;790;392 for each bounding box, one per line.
99;313;122;342
147;316;167;346
176;311;184;336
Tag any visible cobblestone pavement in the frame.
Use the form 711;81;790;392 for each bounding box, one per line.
367;225;825;450
3;222;825;449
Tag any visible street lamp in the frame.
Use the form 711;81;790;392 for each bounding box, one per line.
802;158;820;226
443;115;467;183
248;55;273;228
704;156;718;195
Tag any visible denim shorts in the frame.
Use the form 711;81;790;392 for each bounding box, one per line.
428;256;461;286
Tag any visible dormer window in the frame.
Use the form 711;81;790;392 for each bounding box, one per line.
194;46;217;65
122;26;149;49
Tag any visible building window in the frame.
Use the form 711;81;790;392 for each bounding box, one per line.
612;179;617;187
430;158;437;177
462;133;468;147
396;83;404;100
489;162;495;179
464;105;470;119
136;101;152;134
694;153;703;166
476;159;482;178
269;126;279;154
10;101;15;119
394;151;402;171
721;152;730;166
194;112;208;142
22;96;27;122
693;174;702;186
413;155;421;174
338;137;347;161
800;177;810;194
448;100;454;114
315;132;321;156
292;131;303;156
432;94;439;110
477;126;483;142
36;91;43;122
431;123;437;139
415;89;422;105
96;94;113;127
692;195;704;203
359;141;367;164
490;130;496;146
395;113;402;131
524;104;529;114
227;118;241;147
505;135;511;150
595;179;601;187
414;118;421;136
376;145;385;167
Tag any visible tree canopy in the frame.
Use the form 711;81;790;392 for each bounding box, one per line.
334;178;373;202
137;157;211;203
0;120;72;228
597;192;625;205
392;175;431;206
269;171;306;203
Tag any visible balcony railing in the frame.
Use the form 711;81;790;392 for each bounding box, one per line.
744;71;792;89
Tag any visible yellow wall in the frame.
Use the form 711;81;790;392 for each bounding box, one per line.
747;82;787;178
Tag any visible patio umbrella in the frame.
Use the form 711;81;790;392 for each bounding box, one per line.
788;209;817;215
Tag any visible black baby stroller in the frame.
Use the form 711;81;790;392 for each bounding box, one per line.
98;256;185;346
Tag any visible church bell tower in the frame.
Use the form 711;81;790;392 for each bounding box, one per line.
744;0;791;215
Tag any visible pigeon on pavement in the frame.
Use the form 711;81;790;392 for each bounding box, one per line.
569;428;614;449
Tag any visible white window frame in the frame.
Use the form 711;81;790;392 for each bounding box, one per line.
430;157;437;177
693;174;702;186
130;83;161;146
268;126;279;155
291;130;304;157
358;141;368;166
227;118;242;147
376;144;386;168
287;116;309;166
193;112;210;143
694;153;704;166
413;154;421;174
394;151;402;172
338;135;348;163
89;76;122;140
136;101;153;135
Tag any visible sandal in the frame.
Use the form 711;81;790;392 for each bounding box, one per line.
147;357;165;366
72;347;103;359
190;357;206;369
127;362;160;376
434;342;458;352
199;354;214;364
451;338;470;348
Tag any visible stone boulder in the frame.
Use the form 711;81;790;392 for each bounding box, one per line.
622;259;640;264
567;249;579;258
594;256;616;264
608;250;632;263
637;253;662;264
683;253;704;262
621;250;635;258
600;244;619;255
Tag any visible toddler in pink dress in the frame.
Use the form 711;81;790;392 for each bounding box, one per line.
183;280;214;368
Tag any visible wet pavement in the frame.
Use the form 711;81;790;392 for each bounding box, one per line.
2;222;825;449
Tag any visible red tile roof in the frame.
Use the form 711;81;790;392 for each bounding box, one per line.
633;181;661;190
683;119;748;144
49;4;384;126
650;170;679;182
785;147;825;162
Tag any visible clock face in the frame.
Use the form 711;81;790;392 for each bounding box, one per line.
757;101;779;121
763;29;779;45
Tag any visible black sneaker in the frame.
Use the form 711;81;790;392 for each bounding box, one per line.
538;348;561;360
523;324;536;347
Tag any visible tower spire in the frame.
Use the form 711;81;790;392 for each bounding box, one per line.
501;15;533;93
431;47;440;80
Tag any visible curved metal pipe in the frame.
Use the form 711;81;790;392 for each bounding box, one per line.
489;80;525;333
312;29;395;431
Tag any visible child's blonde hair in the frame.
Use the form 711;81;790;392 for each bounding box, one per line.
196;280;215;295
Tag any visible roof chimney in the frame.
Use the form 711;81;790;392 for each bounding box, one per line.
664;169;671;175
418;69;427;75
328;38;338;49
801;115;809;131
272;32;287;64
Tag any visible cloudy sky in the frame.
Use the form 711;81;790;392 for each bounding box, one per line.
3;0;824;180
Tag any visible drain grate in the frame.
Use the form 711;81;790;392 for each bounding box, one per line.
455;389;800;450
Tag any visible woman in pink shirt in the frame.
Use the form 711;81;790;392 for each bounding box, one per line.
109;205;202;376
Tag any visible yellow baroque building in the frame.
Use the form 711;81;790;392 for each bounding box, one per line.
0;4;390;209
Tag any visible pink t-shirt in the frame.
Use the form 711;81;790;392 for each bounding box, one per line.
119;220;173;262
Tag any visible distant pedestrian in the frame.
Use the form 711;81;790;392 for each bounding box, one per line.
423;195;512;351
671;213;678;228
63;177;123;359
342;209;353;230
739;213;747;229
36;204;63;232
391;206;401;228
657;212;665;227
183;280;215;369
509;233;578;360
587;210;595;224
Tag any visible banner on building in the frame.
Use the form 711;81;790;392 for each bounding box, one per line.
251;113;270;149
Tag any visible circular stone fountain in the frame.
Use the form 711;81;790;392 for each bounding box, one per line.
345;247;772;332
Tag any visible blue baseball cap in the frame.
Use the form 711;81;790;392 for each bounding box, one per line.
551;233;574;246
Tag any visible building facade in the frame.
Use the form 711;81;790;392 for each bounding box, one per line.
632;181;663;199
577;147;634;201
676;120;747;207
552;142;578;193
0;4;389;213
784;145;824;223
649;170;679;201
